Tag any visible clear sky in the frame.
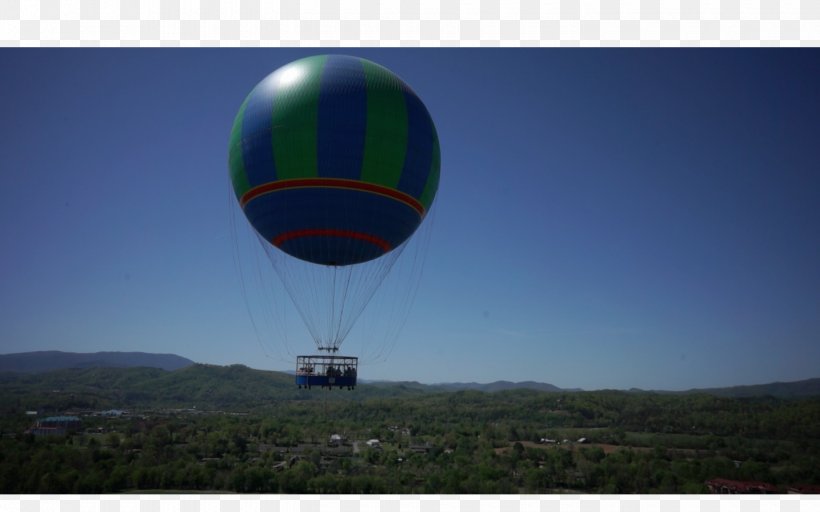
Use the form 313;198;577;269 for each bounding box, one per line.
1;49;818;390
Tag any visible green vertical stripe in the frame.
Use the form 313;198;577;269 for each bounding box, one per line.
271;55;326;180
228;94;252;200
419;132;440;210
360;60;408;189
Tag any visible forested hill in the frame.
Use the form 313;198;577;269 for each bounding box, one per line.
3;351;817;400
434;379;820;398
435;381;565;392
2;363;819;494
1;363;819;416
0;351;193;373
678;378;820;399
0;364;439;413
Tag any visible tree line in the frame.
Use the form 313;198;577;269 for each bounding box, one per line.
1;387;818;493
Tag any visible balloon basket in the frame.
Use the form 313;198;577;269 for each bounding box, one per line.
295;355;358;390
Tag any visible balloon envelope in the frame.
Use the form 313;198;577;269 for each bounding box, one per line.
229;55;440;266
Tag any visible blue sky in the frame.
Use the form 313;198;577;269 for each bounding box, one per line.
1;49;818;390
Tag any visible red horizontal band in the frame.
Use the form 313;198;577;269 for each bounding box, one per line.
240;178;425;216
273;229;392;253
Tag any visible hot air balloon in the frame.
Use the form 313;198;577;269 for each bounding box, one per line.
228;55;440;389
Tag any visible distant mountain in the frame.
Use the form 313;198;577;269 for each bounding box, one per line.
433;378;820;398
435;380;565;393
2;352;817;402
679;378;820;399
0;351;194;373
430;378;820;399
0;363;440;413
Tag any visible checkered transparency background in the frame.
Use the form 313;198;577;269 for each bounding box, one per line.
1;0;820;46
3;495;818;511
2;0;819;510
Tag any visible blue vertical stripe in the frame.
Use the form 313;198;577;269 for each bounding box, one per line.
241;77;278;187
397;91;434;200
317;56;367;180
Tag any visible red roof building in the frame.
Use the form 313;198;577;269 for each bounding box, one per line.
706;478;778;494
787;485;820;494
